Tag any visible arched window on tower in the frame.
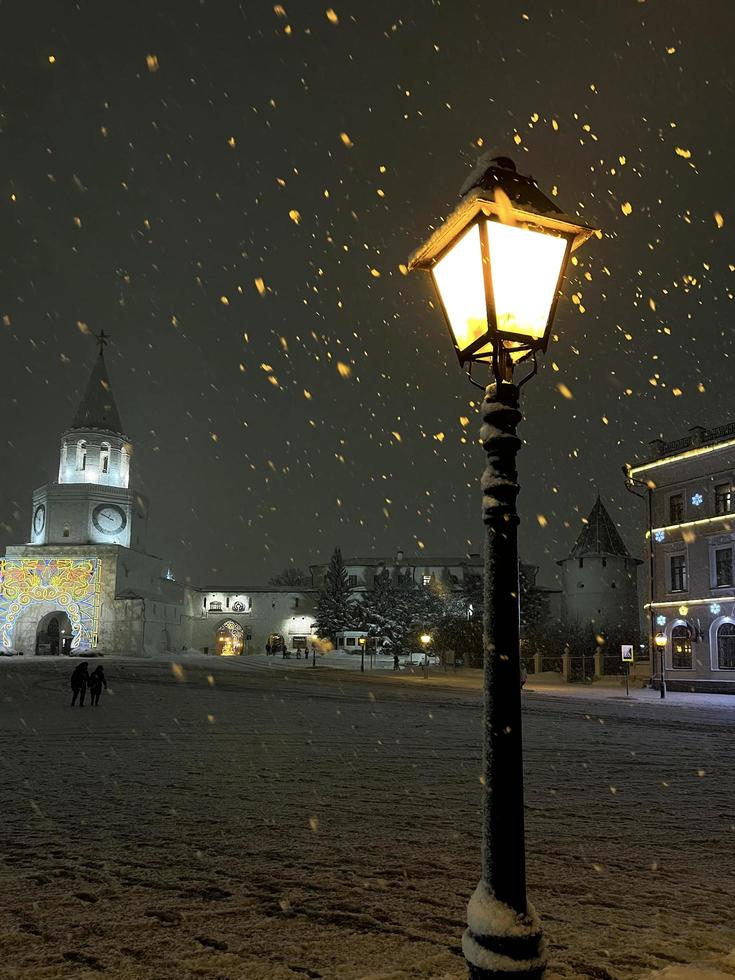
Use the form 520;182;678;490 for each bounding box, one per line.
100;442;110;475
717;622;735;670
76;440;87;471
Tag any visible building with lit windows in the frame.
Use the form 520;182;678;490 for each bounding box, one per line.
308;550;485;594
1;347;187;656
0;350;317;658
629;422;735;692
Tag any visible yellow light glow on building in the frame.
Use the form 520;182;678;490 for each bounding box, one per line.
629;436;735;476
648;512;735;537
645;596;735;610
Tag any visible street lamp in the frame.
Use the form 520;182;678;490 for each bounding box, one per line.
655;632;667;649
359;635;366;673
623;467;666;699
420;632;432;677
409;154;596;980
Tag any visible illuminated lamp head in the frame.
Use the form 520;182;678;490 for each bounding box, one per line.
408;154;597;380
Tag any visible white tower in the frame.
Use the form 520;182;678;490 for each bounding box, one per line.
30;342;148;551
557;496;641;634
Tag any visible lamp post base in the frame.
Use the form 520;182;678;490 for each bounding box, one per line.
462;883;546;979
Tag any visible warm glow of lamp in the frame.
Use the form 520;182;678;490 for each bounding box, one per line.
654;633;667;648
420;633;432;646
410;156;597;370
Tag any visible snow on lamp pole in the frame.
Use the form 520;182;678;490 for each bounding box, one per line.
409;153;597;980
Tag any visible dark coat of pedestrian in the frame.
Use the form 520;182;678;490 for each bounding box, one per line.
89;666;107;706
70;662;89;707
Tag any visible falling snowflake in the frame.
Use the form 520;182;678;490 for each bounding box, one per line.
654;530;665;542
656;615;667;627
691;493;704;506
710;604;721;615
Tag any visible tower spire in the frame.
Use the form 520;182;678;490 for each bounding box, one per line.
69;339;125;434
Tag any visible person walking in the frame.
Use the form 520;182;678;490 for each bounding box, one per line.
89;665;107;706
393;652;400;671
70;661;89;707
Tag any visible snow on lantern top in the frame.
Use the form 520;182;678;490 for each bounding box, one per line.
408;154;597;369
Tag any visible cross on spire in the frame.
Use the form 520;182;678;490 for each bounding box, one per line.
96;330;109;356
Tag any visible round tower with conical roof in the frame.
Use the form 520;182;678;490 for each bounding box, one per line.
557;496;641;634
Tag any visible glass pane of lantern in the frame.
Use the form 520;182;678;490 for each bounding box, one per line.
485;221;568;340
431;223;487;354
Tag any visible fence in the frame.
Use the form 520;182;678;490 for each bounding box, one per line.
523;651;650;683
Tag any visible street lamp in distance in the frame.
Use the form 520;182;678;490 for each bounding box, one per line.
358;635;367;673
409;153;597;980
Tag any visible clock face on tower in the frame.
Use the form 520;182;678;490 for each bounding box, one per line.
92;503;127;535
33;504;46;535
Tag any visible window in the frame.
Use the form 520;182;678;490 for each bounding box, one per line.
337;636;344;646
63;524;70;538
671;625;692;669
292;597;299;610
100;442;110;474
346;636;355;646
715;484;732;515
422;574;431;586
670;555;687;592
226;596;230;609
717;623;735;670
76;440;87;471
669;493;684;523
716;548;733;588
602;558;607;567
578;558;584;569
348;575;357;587
293;635;307;649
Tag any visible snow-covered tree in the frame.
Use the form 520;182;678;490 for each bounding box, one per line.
356;570;403;649
314;547;355;642
519;563;550;631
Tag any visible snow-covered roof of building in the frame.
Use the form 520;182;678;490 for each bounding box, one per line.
193;585;318;594
69;351;125;434
568;496;631;559
310;554;483;569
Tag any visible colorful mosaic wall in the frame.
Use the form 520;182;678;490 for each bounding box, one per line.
0;557;101;650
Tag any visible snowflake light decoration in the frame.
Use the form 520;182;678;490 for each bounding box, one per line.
691;492;704;507
656;615;667;627
654;530;665;542
710;603;721;615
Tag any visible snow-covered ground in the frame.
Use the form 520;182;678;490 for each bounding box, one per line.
1;655;734;979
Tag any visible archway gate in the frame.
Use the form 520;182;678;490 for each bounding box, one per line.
0;557;101;651
216;619;244;656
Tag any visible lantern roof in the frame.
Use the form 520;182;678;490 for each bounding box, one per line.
409;154;597;271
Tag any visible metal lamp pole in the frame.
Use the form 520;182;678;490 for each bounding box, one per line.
461;353;545;978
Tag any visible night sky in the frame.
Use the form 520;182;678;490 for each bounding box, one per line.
1;0;733;588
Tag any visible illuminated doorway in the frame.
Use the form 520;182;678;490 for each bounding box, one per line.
216;620;244;656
